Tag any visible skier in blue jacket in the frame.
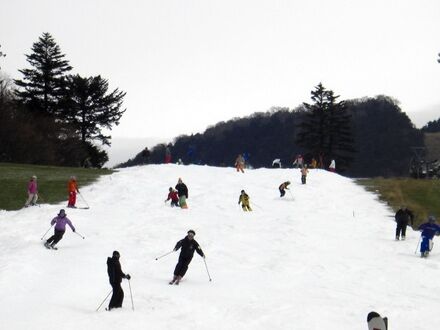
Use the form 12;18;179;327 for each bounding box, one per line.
418;215;440;258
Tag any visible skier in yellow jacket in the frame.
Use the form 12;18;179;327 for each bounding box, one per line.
238;190;252;211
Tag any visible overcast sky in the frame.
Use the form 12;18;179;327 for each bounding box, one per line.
1;0;440;143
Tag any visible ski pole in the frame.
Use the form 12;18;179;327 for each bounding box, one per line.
203;257;212;282
74;231;85;239
128;280;134;311
78;192;90;209
155;250;175;260
252;201;263;210
96;290;112;311
288;190;294;199
40;224;54;240
414;236;422;254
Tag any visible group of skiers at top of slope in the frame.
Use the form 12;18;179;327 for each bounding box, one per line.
394;206;440;258
24;175;81;209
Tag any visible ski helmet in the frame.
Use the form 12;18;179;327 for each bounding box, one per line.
58;209;66;217
112;251;120;258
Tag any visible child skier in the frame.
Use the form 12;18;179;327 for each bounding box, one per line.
279;181;291;197
238;190;252;211
67;176;80;208
44;209;76;249
175;178;189;209
106;251;131;310
165;187;179;207
24;175;38;207
170;230;205;285
300;165;309;184
418;215;440;258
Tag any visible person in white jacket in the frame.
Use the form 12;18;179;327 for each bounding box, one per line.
329;159;336;172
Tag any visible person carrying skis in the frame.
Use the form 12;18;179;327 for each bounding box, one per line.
24;175;38;207
300;165;309;184
107;251;131;310
235;154;245;173
170;230;205;285
238;190;252;211
418;215;440;258
165;187;179;207
67;176;79;208
44;209;75;249
175;178;189;209
279;181;291;197
394;206;414;240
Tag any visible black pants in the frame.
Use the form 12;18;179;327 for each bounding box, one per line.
171;200;179;207
109;283;124;309
301;175;306;184
46;229;65;246
396;221;408;238
279;188;285;197
174;256;193;277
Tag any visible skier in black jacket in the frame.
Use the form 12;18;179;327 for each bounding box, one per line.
170;230;205;285
395;206;414;240
107;251;131;310
175;178;189;208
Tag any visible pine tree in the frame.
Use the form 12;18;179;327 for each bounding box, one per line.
61;74;126;146
14;32;72;115
296;83;354;170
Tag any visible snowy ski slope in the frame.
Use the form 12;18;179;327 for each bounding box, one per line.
0;165;439;330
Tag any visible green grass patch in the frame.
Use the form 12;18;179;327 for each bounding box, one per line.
357;178;440;227
0;163;114;211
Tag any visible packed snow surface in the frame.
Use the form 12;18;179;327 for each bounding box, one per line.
1;165;439;330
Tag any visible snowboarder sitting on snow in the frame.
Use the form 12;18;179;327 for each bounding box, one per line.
165;187;179;207
418;215;440;258
175;178;189;209
238;190;252;211
44;209;75;249
107;251;131;310
279;181;291;197
170;230;205;285
394;206;414;240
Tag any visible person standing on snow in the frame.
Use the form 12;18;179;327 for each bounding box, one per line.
165;187;179;207
44;209;76;249
175;178;189;209
107;251;131;310
67;176;79;208
329;159;336;172
24;175;38;207
418;216;440;258
279;181;291;197
238;190;252;211
394;206;414;240
300;165;309;184
235;154;245;173
169;230;205;285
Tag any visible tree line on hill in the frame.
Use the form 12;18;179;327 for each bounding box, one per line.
119;85;424;177
0;33;126;168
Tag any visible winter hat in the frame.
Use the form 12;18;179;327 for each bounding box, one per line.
58;209;66;217
71;175;76;180
112;251;120;258
32;175;37;179
187;230;196;236
428;215;436;223
241;190;245;194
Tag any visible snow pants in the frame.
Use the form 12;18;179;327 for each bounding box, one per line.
68;191;77;207
46;229;65;246
420;236;433;253
25;193;38;206
395;221;408;239
174;256;193;277
241;202;252;211
279;188;286;197
109;283;124;309
301;175;307;184
179;196;188;209
171;200;179;207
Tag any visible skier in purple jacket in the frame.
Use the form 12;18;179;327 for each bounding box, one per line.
44;209;75;249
